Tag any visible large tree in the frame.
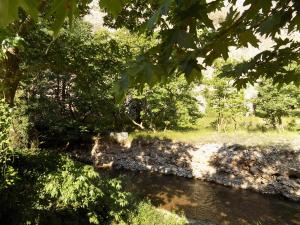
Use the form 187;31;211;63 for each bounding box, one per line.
0;1;91;105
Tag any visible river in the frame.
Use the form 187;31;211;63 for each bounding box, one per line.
102;169;300;225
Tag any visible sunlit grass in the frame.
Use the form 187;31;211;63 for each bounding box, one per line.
130;129;298;146
129;116;299;146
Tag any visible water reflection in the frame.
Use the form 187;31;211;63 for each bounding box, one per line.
102;170;300;225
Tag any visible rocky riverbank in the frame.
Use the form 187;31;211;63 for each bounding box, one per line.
91;137;300;201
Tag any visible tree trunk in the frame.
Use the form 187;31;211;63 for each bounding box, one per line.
3;80;19;106
2;48;21;106
271;116;277;129
277;116;284;131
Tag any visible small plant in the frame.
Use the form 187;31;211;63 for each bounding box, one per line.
0;99;17;190
118;201;188;225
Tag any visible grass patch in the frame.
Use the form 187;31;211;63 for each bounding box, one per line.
130;129;299;146
116;202;188;225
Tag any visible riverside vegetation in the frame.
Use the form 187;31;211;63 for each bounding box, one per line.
1;1;300;225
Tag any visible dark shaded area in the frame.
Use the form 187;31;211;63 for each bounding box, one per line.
0;151;90;225
97;136;196;173
0;151;138;225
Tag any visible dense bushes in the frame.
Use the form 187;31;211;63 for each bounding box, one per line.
0;150;133;225
128;76;202;131
203;61;300;132
204;76;247;132
0;100;17;190
254;80;300;129
19;22;202;146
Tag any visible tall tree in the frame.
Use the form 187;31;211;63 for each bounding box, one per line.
205;76;246;131
0;1;91;105
254;79;300;129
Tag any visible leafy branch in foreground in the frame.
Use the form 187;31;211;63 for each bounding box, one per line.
1;0;300;96
103;0;300;92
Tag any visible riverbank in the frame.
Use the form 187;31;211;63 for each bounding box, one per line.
92;136;300;201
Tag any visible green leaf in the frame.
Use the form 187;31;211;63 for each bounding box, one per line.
147;10;161;31
0;0;38;26
47;0;66;16
52;7;68;37
0;0;20;27
239;30;259;48
99;0;129;18
19;0;39;21
146;0;173;31
171;30;196;49
259;12;283;36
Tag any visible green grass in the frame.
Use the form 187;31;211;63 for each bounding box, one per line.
131;129;298;146
129;116;299;146
116;202;189;225
116;202;215;225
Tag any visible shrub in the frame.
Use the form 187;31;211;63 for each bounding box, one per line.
0;99;17;190
0;151;133;225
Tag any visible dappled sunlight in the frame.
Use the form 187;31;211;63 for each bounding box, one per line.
94;135;300;224
1;0;300;224
209;144;300;201
104;169;300;225
94;136;300;201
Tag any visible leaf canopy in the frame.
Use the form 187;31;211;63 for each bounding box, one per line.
0;0;299;90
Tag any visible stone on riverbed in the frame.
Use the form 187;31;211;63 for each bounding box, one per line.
93;138;300;201
109;132;128;145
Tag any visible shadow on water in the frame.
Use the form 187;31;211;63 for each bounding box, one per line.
96;136;300;225
103;170;300;225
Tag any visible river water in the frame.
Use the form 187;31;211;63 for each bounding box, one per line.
103;170;300;225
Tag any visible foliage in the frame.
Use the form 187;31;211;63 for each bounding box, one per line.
19;21;200;145
205;76;247;132
0;0;91;35
0;150;133;225
117;201;188;225
0;32;26;106
1;0;300;95
9;94;31;149
254;79;300;129
37;156;131;224
0;94;30;190
129;75;202;131
22;23;155;143
0;99;18;190
101;0;300;93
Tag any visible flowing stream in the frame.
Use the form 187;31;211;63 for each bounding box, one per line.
102;170;300;225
